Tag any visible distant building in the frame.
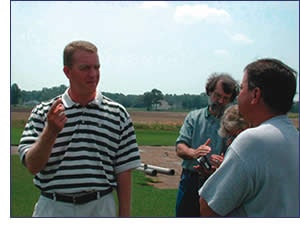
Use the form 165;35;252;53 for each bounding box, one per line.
156;100;172;110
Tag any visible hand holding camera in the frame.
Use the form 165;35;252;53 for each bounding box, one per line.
197;155;212;170
193;139;224;177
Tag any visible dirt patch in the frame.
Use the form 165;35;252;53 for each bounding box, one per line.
11;111;31;121
130;111;186;125
11;109;187;124
138;146;181;189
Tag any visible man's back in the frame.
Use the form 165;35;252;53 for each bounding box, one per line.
228;115;299;216
200;115;299;217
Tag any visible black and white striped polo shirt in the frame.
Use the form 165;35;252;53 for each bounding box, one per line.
18;90;141;193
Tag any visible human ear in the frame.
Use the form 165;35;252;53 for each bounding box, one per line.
63;66;71;79
250;87;262;104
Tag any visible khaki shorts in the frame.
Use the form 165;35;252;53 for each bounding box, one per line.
32;192;116;217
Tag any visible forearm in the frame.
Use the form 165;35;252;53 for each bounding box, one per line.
24;126;58;175
24;98;66;175
176;139;212;160
176;143;196;160
116;170;132;217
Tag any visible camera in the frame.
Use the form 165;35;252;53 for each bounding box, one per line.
197;156;211;170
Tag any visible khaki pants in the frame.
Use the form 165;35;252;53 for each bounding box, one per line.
32;192;116;217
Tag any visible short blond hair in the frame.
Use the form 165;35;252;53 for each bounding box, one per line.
63;40;98;67
218;105;249;138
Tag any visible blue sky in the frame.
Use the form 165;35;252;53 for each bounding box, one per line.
10;1;299;98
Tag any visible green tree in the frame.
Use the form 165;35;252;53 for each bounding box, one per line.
151;88;163;110
143;91;153;111
143;89;164;111
11;83;22;106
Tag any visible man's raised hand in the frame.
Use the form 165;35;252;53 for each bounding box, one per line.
46;98;67;135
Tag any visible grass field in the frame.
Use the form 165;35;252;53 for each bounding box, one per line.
11;155;177;217
11;123;179;146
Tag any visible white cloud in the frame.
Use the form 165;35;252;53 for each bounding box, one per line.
139;1;169;9
230;33;254;44
174;4;231;24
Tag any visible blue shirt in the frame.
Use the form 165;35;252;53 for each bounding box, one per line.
199;115;299;217
176;107;226;171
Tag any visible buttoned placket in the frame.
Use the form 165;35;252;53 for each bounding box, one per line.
81;107;86;125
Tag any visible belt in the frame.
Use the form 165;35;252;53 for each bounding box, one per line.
41;188;113;205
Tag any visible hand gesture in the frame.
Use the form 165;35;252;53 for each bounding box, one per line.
192;138;211;158
46;98;67;135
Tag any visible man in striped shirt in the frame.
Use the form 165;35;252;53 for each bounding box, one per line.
18;40;141;217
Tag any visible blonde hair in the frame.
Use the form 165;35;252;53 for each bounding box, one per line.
63;40;98;67
218;104;249;138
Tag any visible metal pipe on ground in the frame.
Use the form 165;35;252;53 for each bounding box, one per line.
141;163;175;176
136;167;157;176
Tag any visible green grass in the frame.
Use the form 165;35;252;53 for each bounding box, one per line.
11;155;177;217
135;129;178;146
11;155;40;217
131;171;177;217
11;120;27;145
11;120;180;146
11;128;24;145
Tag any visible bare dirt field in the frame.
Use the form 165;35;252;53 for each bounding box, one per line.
11;110;31;120
129;111;187;125
13;109;298;128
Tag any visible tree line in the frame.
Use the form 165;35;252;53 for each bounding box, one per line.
11;83;299;112
10;83;209;110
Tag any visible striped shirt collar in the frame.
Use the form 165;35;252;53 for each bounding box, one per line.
61;89;103;108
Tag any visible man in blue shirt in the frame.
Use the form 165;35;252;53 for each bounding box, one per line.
175;73;238;217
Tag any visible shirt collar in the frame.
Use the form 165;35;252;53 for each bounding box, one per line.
205;106;211;118
61;88;103;108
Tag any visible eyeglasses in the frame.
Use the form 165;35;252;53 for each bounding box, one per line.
212;91;231;103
